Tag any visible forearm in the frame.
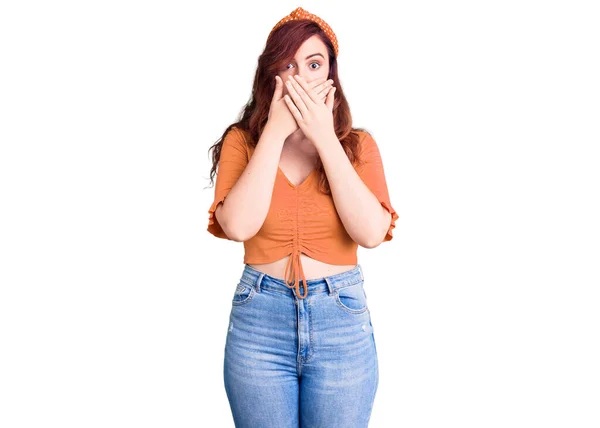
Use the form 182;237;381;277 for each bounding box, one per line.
316;134;392;248
216;125;286;241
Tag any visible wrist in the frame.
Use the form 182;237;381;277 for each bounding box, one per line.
315;131;339;152
263;122;289;142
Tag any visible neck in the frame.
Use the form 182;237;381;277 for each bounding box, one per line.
286;129;307;144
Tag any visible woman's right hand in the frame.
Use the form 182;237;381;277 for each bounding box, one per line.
267;75;333;139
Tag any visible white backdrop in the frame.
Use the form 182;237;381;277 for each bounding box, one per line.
1;0;599;427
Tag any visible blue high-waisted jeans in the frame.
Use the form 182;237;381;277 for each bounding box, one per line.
223;263;379;428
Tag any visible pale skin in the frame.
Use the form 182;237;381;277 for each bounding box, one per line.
215;35;392;280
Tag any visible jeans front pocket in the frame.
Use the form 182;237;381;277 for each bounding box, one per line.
334;281;369;314
232;281;256;307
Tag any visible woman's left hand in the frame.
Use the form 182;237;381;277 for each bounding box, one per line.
283;75;337;148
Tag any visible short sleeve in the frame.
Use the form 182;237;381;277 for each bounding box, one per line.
355;131;399;242
207;127;249;239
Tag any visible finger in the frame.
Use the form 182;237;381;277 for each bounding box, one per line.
305;77;332;103
285;77;309;117
291;75;320;105
315;81;334;99
316;86;331;103
273;75;283;100
283;94;303;122
326;86;336;112
314;78;333;93
309;76;329;91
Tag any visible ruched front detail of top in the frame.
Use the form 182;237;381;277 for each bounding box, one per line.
208;127;398;299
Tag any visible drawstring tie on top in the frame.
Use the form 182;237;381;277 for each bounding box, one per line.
283;245;308;299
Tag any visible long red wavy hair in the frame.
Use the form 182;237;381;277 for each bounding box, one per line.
207;19;369;195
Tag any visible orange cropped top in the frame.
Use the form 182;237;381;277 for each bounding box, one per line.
207;127;398;299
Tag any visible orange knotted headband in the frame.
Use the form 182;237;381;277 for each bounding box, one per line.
267;7;339;57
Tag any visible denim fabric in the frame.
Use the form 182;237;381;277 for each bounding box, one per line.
223;263;379;428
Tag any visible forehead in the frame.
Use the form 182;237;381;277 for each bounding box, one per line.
293;35;327;58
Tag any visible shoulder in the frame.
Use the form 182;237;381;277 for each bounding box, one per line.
227;126;249;142
223;126;252;152
352;129;379;155
352;129;370;140
352;129;377;144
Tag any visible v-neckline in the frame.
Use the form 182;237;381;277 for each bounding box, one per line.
277;166;316;189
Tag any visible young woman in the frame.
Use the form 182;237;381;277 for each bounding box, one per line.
207;7;398;428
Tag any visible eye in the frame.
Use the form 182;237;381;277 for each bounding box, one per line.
284;61;321;71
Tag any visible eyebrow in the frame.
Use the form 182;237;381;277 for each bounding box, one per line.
291;53;325;62
305;53;325;60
